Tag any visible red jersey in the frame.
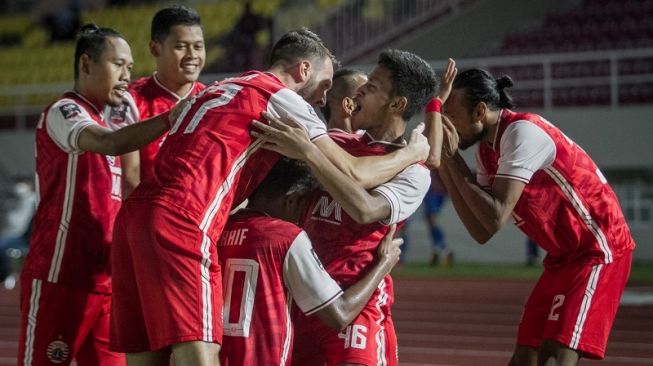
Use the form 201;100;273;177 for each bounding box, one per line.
106;75;206;181
303;131;430;286
128;71;327;244
218;210;342;366
23;91;122;293
476;109;635;267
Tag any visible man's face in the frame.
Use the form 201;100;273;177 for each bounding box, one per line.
350;65;393;131
153;25;205;85
87;37;133;107
297;57;334;107
443;88;486;150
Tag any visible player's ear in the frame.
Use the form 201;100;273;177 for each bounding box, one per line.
298;60;311;82
389;96;407;116
79;54;92;77
285;192;304;224
149;40;161;57
342;97;355;116
474;101;487;123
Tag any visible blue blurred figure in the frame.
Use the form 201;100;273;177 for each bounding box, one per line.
398;170;453;266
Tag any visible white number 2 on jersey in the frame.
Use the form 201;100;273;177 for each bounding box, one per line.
222;258;259;337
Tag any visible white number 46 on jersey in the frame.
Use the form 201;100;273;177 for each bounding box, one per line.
338;324;368;350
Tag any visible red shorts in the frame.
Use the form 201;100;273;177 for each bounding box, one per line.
292;278;398;366
517;252;632;359
110;201;223;352
18;278;125;366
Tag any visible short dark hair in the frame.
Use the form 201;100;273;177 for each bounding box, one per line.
268;28;338;69
377;49;437;120
452;69;515;113
320;68;366;121
151;6;202;42
74;24;124;80
249;158;317;200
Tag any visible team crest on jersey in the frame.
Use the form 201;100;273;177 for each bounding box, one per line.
46;340;69;363
106;155;116;166
59;103;81;119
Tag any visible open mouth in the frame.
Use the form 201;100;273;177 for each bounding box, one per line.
114;85;128;96
352;98;362;115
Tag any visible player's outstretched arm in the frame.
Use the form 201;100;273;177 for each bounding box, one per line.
424;58;457;169
77;99;186;156
316;225;402;331
254;112;429;189
77;112;172;156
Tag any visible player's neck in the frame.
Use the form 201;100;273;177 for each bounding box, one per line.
366;116;405;143
483;109;503;144
327;116;353;133
247;202;290;222
154;73;194;98
73;83;104;112
267;65;302;91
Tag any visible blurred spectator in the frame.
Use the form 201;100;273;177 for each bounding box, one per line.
526;238;540;267
218;1;272;72
0;177;36;289
32;0;81;42
398;170;453;266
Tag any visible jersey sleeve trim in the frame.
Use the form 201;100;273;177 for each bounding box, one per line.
283;231;343;315
304;289;343;315
372;164;431;225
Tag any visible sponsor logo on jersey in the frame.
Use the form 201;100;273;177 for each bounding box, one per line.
311;196;342;225
59;103;81;119
46;340;69;363
109;103;128;125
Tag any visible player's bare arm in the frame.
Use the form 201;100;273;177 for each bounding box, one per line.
253;117;430;223
316;224;402;331
78;101;183;156
437;115;493;241
424;58;457;169
254;112;429;189
440;118;525;243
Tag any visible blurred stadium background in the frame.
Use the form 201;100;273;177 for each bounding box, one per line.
0;1;652;365
0;0;651;265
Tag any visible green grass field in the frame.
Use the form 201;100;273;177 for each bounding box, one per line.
392;262;653;284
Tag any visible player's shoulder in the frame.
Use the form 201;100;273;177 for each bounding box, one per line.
49;96;90;120
128;76;152;92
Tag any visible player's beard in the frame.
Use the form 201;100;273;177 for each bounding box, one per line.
459;125;488;150
297;76;319;105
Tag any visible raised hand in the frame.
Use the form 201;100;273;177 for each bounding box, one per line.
250;111;315;160
441;115;459;159
407;122;431;162
377;224;402;268
436;58;457;103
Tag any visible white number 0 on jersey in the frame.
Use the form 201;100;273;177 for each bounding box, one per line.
222;258;259;337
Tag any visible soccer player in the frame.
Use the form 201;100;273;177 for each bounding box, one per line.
110;29;429;366
218;158;402;365
320;68;367;133
254;51;457;366
18;24;179;366
438;68;635;365
107;6;206;195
